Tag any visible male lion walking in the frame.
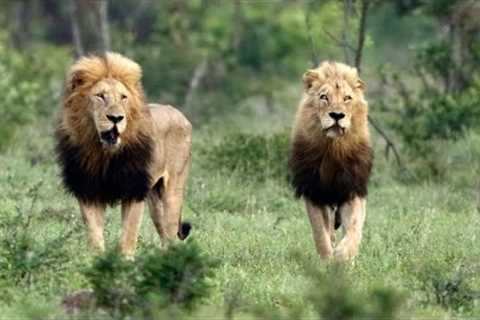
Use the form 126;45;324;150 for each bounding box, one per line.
288;62;373;261
55;52;192;258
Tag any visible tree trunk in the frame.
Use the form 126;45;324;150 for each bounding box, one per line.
342;0;352;64
70;0;110;57
355;0;370;73
10;0;34;49
183;59;209;117
232;0;244;54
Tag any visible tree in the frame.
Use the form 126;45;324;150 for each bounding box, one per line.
70;0;110;56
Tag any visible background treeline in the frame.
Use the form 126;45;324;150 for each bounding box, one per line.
1;0;480;180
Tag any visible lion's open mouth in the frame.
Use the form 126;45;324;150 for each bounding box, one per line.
325;124;346;137
100;127;120;145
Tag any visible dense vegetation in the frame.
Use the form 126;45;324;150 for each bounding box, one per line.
0;0;479;318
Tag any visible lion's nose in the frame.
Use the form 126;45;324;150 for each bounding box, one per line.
329;112;345;121
106;115;124;124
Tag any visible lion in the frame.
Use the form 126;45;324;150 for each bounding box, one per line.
288;61;373;261
55;52;192;258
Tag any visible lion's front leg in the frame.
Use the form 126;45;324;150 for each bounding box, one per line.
334;197;366;261
305;200;335;259
119;200;145;258
79;201;106;252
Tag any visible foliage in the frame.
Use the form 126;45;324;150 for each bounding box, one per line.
202;132;289;182
306;268;404;320
83;241;218;317
0;34;69;150
83;250;137;316
416;260;479;313
0;183;75;301
253;263;405;320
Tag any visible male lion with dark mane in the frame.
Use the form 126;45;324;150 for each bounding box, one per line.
288;61;373;261
55;52;192;258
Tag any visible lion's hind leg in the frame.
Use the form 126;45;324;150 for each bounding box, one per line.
333;197;366;261
148;175;191;246
162;182;189;242
305;201;335;259
147;178;166;240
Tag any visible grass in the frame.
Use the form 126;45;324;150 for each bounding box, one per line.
0;119;479;319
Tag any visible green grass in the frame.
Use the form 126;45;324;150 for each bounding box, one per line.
0;120;479;319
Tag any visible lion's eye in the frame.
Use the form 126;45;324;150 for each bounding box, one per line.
95;93;106;101
344;95;352;102
121;94;128;100
319;94;328;101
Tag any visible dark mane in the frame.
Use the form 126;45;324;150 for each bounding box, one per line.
288;136;373;207
55;130;153;205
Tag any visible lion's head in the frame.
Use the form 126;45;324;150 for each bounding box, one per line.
60;52;148;151
56;52;154;204
299;61;367;140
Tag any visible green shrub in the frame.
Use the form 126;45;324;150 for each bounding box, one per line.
416;262;478;313
306;267;404;320
252;264;405;320
0;185;74;295
394;87;480;151
83;241;218;317
0;33;70;150
137;241;218;312
203;132;289;182
83;250;137;316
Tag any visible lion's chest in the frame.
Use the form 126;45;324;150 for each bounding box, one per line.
289;146;373;207
64;159;152;205
56;135;153;205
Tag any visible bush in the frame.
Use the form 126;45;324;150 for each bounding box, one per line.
83;250;137;316
416;261;478;313
0;184;74;298
306;267;404;320
0;33;70;150
83;241;218;317
203;132;289;182
394;87;480;151
253;263;405;320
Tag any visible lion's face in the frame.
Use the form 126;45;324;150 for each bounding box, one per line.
309;79;356;138
88;79;130;148
61;53;147;153
301;62;367;139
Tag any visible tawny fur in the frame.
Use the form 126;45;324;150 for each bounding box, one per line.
55;52;192;257
288;61;373;261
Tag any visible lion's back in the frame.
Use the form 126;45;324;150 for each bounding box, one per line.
148;103;192;137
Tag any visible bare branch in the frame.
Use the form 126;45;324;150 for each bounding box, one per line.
368;115;405;170
321;27;356;53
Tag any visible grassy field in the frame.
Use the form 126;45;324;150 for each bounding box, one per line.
0;116;479;319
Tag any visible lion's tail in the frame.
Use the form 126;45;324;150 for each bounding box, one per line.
177;221;192;240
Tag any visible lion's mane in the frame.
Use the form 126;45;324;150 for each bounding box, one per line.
288;136;373;207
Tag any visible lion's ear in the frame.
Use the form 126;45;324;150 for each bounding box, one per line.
303;70;319;91
355;78;366;91
67;70;86;92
